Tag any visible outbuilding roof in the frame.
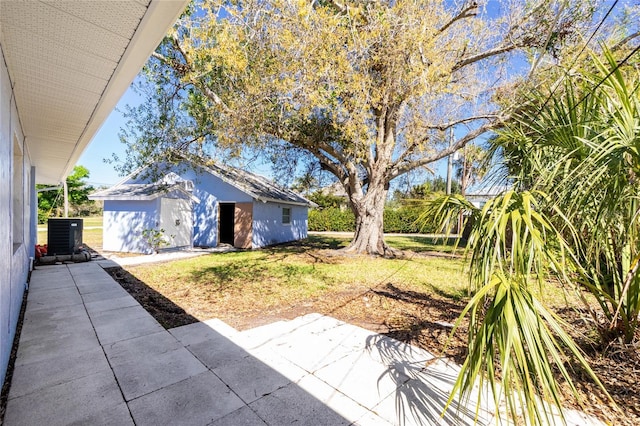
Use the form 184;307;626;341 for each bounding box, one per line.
89;182;199;202
90;160;316;207
199;162;315;207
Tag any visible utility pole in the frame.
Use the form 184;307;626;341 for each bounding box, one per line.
63;180;69;218
446;128;453;195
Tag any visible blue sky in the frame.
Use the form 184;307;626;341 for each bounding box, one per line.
77;85;141;187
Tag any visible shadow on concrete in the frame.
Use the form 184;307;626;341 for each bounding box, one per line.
166;323;356;425
365;334;492;426
3;264;354;425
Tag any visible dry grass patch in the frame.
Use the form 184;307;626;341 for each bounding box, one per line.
125;236;469;329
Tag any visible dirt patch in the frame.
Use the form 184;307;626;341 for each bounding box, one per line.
559;309;640;425
105;267;198;329
103;261;638;426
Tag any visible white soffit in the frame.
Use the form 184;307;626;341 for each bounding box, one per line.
0;0;189;184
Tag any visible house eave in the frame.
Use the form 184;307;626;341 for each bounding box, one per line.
59;1;189;184
0;0;189;185
255;197;317;208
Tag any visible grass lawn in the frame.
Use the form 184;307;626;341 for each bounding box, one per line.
124;234;572;333
131;238;469;309
384;234;462;253
114;235;637;425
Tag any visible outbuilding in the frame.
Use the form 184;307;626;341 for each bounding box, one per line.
90;161;315;253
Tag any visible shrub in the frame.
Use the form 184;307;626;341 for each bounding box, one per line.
309;205;437;233
308;208;354;231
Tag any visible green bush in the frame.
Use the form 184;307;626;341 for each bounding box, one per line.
309;205;436;233
308;208;355;231
384;206;426;233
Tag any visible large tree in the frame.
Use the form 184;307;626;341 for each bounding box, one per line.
121;0;600;255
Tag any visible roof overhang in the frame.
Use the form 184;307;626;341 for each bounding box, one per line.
195;163;317;208
0;0;189;184
89;183;199;203
255;197;318;208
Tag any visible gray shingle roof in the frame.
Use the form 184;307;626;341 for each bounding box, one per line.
89;182;195;201
200;162;314;206
90;160;315;207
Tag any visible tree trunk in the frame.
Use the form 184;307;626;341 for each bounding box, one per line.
343;182;397;257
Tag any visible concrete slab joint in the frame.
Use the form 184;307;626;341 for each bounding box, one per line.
3;264;606;426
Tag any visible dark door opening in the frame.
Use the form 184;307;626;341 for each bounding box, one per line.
219;203;235;245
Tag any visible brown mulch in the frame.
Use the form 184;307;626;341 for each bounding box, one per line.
103;263;638;426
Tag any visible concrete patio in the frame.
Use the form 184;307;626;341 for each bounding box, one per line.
3;262;602;425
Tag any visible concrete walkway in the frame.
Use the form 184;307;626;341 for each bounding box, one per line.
4;263;602;425
100;246;235;268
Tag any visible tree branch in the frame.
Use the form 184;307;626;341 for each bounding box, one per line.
437;1;479;35
391;118;504;178
320;0;349;15
452;45;519;72
314;150;347;182
154;35;231;112
422;114;501;132
612;31;640;52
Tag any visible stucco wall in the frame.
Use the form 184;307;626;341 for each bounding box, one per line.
103;199;160;254
124;164;253;247
179;167;253;247
0;42;32;385
252;202;308;248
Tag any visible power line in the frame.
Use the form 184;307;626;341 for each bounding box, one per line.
568;42;640;115
536;0;621;113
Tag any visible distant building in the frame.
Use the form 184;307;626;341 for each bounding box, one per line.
90;161;315;253
318;181;350;210
465;182;512;209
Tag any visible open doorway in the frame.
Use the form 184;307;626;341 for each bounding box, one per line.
219;202;235;245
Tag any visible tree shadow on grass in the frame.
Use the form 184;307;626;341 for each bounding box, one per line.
388;235;464;254
186;251;331;295
104;266;199;329
372;283;465;314
261;235;350;254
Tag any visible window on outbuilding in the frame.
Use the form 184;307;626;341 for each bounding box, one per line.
282;207;291;224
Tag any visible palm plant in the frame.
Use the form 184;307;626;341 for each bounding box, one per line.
422;48;639;424
502;49;640;344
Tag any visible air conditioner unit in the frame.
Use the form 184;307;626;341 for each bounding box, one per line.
47;218;83;255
